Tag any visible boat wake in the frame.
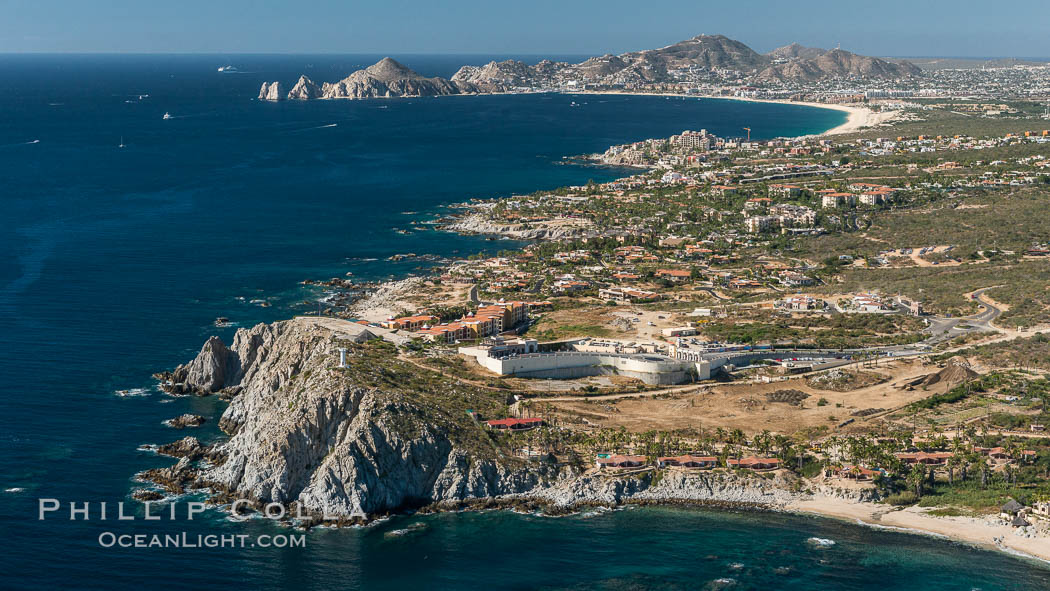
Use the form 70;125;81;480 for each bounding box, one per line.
288;123;338;133
0;140;40;148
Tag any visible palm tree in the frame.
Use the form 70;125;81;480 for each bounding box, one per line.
907;464;928;497
977;457;990;488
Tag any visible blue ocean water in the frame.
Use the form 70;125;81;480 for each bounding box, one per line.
0;54;1045;589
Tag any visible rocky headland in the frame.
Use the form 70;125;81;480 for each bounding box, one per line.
141;318;869;524
441;211;596;241
259;57;481;101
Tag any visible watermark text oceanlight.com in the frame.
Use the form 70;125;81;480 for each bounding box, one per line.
97;532;305;549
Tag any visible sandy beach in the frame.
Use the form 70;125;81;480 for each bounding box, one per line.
567;89;897;136
706;95;899;136
788;494;1050;564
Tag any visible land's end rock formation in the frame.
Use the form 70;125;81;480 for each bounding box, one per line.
258;81;285;101
287;75;322;99
281;58;481;100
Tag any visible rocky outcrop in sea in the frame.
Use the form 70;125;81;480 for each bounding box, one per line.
287;75;322;99
258;81;285;101
276;58;481;101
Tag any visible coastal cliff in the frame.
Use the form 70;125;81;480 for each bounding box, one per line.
167;318;551;518
149;318;872;521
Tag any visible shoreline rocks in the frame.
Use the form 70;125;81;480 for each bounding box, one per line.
163;414;206;429
441;212;595;241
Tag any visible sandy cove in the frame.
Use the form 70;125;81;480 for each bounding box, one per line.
701;95;897;136
563;89;895;136
788;494;1050;564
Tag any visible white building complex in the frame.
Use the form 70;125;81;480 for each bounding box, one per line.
458;337;711;385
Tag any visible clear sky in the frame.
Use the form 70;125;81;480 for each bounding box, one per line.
3;0;1048;57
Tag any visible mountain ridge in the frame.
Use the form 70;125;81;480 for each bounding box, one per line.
264;34;922;101
452;34;920;90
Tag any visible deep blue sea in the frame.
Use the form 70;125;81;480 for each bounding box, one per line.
1;54;1046;590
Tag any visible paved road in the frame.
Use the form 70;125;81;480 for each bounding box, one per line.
922;287;1003;344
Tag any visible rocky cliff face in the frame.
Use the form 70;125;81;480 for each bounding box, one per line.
169;318;549;518
258;81;285;101
287;75;322;99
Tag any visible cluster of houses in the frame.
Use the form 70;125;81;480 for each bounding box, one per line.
777;295;827;312
743;202;818;234
840;292;896;314
895;447;1037;466
381;300;531;343
824;447;1038;485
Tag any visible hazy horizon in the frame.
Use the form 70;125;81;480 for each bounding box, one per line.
3;0;1049;58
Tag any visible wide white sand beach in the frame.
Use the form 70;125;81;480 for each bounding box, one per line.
788;494;1050;564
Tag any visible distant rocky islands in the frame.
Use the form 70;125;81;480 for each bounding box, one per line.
259;57;480;101
258;34;921;101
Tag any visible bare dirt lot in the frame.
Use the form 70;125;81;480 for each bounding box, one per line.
547;358;953;435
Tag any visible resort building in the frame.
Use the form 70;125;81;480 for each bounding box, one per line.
831;465;880;481
381;314;440;331
895;452;953;466
596;454;648;470
726;457;782;471
768;183;802;198
485;417;544;431
658;455;718;469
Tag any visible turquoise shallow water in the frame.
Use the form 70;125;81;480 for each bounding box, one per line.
2;54;1047;589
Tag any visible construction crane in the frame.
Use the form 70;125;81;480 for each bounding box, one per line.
742;127;751;142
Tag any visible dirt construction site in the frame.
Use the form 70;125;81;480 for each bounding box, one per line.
543;357;974;435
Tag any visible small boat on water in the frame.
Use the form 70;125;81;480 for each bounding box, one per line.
214;317;232;327
162;112;173;120
217;65;238;73
119;136;126;149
